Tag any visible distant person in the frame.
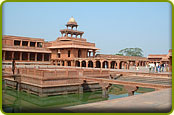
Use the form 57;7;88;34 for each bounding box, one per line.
148;65;151;73
156;63;159;73
161;63;164;72
136;66;139;70
12;59;16;74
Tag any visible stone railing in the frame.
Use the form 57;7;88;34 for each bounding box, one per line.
3;66;110;86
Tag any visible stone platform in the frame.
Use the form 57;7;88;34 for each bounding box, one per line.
61;88;172;113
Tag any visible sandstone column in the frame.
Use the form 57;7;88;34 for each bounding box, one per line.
3;51;5;60
12;52;14;60
108;61;111;69
93;61;96;68
20;52;22;61
86;61;88;68
116;61;120;69
28;52;30;61
35;53;37;61
42;53;44;61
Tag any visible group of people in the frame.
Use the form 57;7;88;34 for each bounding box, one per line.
148;63;168;73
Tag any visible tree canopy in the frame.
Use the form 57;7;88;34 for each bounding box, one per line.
117;48;143;57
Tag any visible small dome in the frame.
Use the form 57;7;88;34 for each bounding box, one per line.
68;17;76;23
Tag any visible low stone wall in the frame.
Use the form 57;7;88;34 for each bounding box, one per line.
4;78;102;97
110;71;172;78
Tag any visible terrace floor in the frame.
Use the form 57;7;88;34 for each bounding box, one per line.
61;88;172;113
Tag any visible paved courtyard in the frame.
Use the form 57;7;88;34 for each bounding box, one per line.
62;88;172;113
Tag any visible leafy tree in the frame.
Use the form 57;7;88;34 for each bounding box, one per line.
115;53;124;56
118;48;143;57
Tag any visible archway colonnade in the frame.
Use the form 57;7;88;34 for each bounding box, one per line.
52;59;148;70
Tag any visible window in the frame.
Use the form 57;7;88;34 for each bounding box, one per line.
14;40;20;46
68;50;70;57
22;41;28;46
30;42;36;47
37;42;43;47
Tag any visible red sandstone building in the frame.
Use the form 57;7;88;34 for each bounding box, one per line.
148;49;172;72
2;17;172;71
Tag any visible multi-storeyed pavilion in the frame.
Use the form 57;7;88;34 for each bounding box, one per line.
2;17;172;72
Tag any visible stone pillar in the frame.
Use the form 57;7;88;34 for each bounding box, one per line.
12;52;14;60
86;61;88;68
93;50;96;58
64;61;67;66
28;41;30;47
100;82;111;98
101;61;103;68
20;52;22;61
72;61;75;66
114;62;117;69
108;61;111;69
28;53;30;61
35;42;37;47
127;61;130;69
42;53;44;61
93;61;96;68
124;85;139;96
3;51;5;60
35;53;37;61
55;60;58;66
20;40;22;46
80;61;82;67
116;61;120;69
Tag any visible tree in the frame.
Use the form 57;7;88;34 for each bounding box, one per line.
115;53;123;56
117;48;143;57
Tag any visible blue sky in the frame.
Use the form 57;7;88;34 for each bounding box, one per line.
2;2;172;56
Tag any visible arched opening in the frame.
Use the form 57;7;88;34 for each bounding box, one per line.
88;61;93;68
102;61;108;68
62;61;64;66
111;61;116;69
82;61;86;67
119;61;123;69
75;61;80;67
67;61;71;66
96;61;101;68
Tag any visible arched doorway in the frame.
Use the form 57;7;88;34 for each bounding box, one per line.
102;61;108;68
67;61;71;66
82;61;86;67
75;61;80;67
96;61;101;68
119;61;123;69
111;61;116;69
88;61;93;68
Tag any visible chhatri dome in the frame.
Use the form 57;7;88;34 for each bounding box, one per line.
69;17;76;23
67;16;77;25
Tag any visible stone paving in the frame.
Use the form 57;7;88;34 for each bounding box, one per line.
116;76;172;86
62;88;172;113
